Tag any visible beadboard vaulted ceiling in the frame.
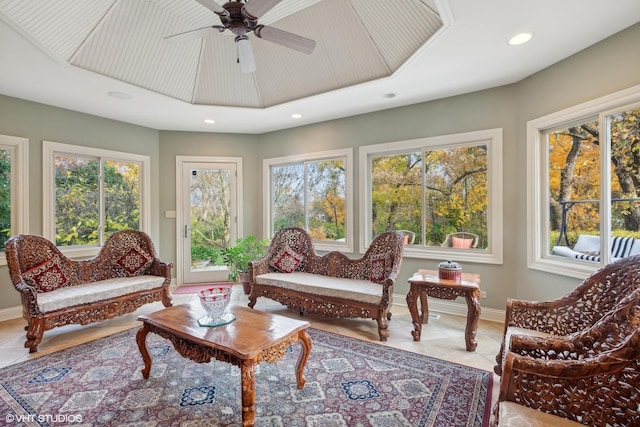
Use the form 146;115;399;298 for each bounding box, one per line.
0;0;639;134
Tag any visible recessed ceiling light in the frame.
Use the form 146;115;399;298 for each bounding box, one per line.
383;93;396;99
107;91;131;100
204;119;215;124
291;113;303;119
509;32;533;46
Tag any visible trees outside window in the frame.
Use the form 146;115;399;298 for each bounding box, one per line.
44;141;149;254
528;85;640;278
360;129;503;264
370;146;488;248
547;111;640;249
264;149;352;252
54;155;141;246
189;166;232;269
0;135;28;260
0;147;12;248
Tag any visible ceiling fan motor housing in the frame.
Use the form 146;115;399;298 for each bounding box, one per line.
221;1;258;37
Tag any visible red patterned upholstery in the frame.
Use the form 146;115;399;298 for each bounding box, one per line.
21;255;69;292
269;244;305;273
115;246;154;276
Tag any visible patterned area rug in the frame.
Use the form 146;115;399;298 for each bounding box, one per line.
172;283;232;294
0;327;492;426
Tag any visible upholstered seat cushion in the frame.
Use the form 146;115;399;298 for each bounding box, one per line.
256;272;383;305
36;275;165;313
552;235;640;261
498;402;583;426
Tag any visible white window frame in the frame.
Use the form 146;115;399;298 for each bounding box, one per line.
43;141;150;258
527;83;640;279
0;134;29;265
263;148;353;252
359;129;503;263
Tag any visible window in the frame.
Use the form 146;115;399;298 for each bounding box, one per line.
528;84;640;278
0;134;28;264
43;141;150;256
263;149;353;252
359;129;503;263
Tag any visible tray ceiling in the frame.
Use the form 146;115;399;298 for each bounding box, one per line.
1;0;639;133
0;0;441;108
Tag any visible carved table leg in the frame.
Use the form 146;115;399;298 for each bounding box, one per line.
406;284;423;341
136;323;152;379
419;291;429;324
241;359;256;427
464;289;481;352
295;330;312;389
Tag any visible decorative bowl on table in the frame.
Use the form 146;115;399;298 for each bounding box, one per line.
197;286;235;326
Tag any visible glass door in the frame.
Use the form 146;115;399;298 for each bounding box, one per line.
181;162;237;284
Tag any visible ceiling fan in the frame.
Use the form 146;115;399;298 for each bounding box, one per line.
165;0;316;74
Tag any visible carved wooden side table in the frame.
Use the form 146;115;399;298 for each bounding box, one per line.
406;269;481;351
136;302;312;427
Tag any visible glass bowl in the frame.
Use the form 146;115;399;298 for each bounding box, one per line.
198;286;232;320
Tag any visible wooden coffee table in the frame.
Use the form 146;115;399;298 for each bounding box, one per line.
136;302;312;427
406;269;481;351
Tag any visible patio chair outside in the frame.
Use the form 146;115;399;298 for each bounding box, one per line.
441;232;479;248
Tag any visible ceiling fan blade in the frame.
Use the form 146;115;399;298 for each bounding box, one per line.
254;25;316;54
242;0;283;20
194;0;229;18
164;26;225;44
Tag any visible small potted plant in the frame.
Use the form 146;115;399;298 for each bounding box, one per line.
222;235;269;294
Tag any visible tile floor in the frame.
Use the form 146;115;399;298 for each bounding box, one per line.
0;285;504;420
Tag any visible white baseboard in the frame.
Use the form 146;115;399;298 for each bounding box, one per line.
0;306;23;322
393;293;505;323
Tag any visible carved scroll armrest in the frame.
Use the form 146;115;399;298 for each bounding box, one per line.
379;277;394;291
499;346;638;423
16;281;41;316
504;351;630;382
147;259;172;283
249;258;271;281
505;296;582;334
508;333;579;359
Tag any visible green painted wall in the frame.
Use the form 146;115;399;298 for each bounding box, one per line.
1;22;639;315
0;96;160;309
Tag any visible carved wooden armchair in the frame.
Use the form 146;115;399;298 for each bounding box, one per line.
492;287;640;426
494;254;640;375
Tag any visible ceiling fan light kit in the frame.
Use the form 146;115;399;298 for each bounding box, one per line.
167;0;316;74
236;36;256;74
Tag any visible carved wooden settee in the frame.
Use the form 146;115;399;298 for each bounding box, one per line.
248;227;404;341
492;286;640;426
494;254;640;375
4;230;173;352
